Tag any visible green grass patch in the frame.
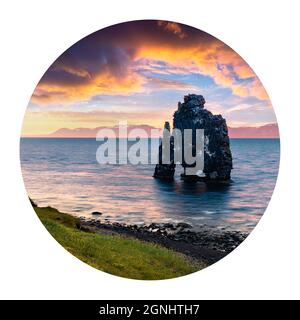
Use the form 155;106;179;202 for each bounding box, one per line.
34;206;203;280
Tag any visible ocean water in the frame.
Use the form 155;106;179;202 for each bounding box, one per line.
20;138;280;233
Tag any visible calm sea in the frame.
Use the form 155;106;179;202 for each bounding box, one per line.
20;138;280;233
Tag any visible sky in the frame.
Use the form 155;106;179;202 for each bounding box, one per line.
22;20;277;136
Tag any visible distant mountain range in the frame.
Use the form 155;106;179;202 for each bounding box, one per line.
228;123;279;138
24;123;279;139
37;125;161;138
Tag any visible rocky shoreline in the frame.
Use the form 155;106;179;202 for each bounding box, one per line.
78;217;248;264
30;197;248;265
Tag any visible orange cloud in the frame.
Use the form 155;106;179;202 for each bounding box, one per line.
31;20;269;106
136;42;268;102
145;76;199;91
157;21;187;39
31;69;146;104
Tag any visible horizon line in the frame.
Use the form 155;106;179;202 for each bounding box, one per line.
21;122;279;139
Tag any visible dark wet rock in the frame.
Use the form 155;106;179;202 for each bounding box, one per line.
79;217;247;264
174;94;232;180
176;222;193;229
153;121;175;179
148;223;161;230
29;197;37;207
163;223;175;229
91;211;102;216
154;94;233;181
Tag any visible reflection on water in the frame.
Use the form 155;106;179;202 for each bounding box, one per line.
20;138;280;232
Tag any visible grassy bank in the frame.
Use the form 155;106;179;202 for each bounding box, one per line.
34;206;203;280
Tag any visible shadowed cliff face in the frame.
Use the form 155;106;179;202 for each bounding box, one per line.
154;94;233;181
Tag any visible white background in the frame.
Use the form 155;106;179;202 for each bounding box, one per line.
0;0;300;300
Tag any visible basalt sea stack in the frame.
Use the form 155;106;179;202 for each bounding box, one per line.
154;94;233;181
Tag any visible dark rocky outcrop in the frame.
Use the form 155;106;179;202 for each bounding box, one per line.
29;197;37;207
154;94;232;181
91;211;102;216
153;121;176;179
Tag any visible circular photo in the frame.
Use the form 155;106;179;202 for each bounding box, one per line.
20;20;280;280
